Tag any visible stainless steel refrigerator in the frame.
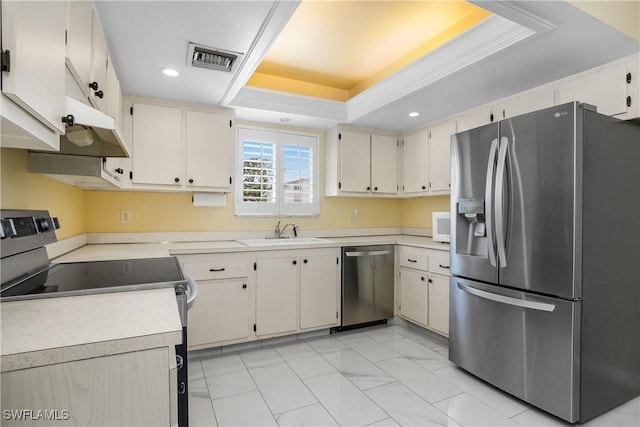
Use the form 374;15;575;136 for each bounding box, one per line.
449;102;639;423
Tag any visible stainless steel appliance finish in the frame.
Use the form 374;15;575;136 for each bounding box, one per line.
0;209;194;427
449;102;640;423
341;245;394;329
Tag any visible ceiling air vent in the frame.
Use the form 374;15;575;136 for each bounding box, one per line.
187;43;243;73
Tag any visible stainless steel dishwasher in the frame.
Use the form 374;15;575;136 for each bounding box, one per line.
340;245;394;330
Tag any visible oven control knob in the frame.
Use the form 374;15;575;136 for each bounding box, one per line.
36;218;50;232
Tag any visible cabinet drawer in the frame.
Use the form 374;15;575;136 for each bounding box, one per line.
429;256;450;276
399;250;428;271
183;260;248;280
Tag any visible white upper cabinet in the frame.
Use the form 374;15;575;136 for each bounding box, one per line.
1;0;66;134
401;120;455;196
558;61;628;117
184;110;232;189
130;100;234;192
89;8;108;112
339;130;371;193
326;126;399;197
371;134;398;194
132;103;183;186
402;130;428;194
428;120;456;193
498;89;555;120
455;107;494;133
66;0;93;99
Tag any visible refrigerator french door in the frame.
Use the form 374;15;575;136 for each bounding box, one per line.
449;102;640;423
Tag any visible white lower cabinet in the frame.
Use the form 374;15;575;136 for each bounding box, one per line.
255;248;340;337
255;255;299;337
179;247;340;350
397;246;450;337
0;347;174;427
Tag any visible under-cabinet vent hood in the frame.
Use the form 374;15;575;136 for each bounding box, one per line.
187;43;244;73
56;97;129;158
28;153;120;190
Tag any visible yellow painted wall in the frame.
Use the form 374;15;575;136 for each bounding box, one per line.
83;191;402;233
569;1;640;41
0;148;86;239
401;195;450;229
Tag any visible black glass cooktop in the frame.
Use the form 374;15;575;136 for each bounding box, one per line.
1;257;186;300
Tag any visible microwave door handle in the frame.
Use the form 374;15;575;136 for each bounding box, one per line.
485;138;499;267
495;136;509;268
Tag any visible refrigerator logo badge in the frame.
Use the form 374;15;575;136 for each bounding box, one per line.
554;111;568;118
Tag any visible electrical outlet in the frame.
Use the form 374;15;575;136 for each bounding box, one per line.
121;210;131;224
351;208;359;221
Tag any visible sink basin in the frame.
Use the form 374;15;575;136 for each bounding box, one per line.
236;237;332;247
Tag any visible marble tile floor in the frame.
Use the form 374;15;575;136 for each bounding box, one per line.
187;324;640;427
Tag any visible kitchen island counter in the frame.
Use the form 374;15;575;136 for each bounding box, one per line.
0;288;182;372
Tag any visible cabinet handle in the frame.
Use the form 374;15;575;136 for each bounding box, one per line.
438;264;450;269
421;185;426;190
428;278;433;283
89;81;99;90
242;284;247;289
95;90;104;99
174;177;180;183
303;259;308;264
293;260;297;265
374;187;378;191
188;178;194;184
367;186;371;191
209;268;225;272
115;168;123;174
421;276;425;281
407;258;417;263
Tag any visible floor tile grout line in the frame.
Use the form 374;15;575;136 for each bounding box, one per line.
195;357;221;427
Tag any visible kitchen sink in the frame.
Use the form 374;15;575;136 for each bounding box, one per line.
236;237;333;247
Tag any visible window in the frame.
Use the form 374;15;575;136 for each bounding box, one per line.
235;127;319;216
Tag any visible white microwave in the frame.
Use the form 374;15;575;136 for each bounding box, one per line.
432;212;451;243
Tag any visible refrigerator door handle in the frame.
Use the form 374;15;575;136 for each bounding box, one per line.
457;282;556;312
485;138;499;267
495;136;509;267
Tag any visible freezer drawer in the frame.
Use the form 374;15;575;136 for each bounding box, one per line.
449;277;580;422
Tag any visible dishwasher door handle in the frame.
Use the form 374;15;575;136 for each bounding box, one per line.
345;250;391;257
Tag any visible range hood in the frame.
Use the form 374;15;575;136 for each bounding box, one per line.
28;152;121;190
57;96;129;158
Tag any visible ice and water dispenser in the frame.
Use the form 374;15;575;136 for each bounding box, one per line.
455;197;488;256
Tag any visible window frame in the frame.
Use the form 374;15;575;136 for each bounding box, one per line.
234;126;319;217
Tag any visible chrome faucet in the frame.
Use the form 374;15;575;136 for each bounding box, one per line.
274;221;298;238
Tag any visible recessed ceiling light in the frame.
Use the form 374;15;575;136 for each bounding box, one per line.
161;68;179;77
409;112;420;117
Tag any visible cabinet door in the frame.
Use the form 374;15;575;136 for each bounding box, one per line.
558;63;628;116
371;134;398;194
185;111;231;189
402;131;429;194
300;253;339;330
339;130;371;193
501;89;554;119
456;108;493;133
89;9;108;112
428;121;456;192
132;103;183;186
1;0;66;133
399;268;428;326
188;279;252;347
428;274;449;336
66;0;93;94
255;257;298;336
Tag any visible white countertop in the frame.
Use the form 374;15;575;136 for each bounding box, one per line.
1;288;182;372
52;235;450;262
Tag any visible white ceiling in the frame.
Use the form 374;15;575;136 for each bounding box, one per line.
95;1;639;132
